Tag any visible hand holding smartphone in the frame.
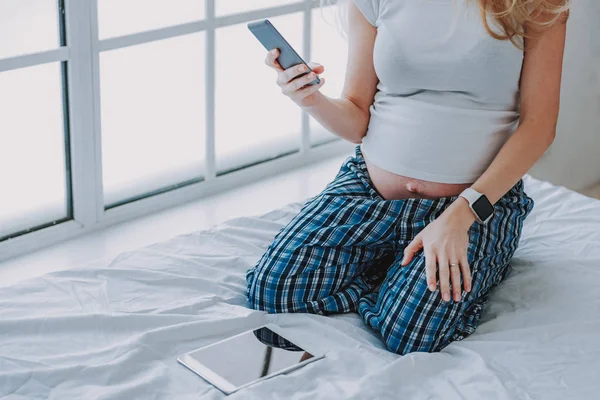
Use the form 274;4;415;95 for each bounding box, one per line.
248;19;324;99
248;19;321;86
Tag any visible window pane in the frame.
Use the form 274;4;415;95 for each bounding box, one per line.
216;0;298;16
215;13;303;173
0;63;69;239
100;33;205;207
0;0;60;59
98;0;206;39
310;7;348;145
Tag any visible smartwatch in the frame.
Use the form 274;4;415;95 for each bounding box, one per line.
459;188;494;224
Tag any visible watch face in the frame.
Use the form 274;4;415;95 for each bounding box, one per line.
472;195;494;221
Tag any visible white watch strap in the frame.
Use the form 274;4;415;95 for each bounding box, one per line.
459;187;482;206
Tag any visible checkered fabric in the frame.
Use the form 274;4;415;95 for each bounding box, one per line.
246;147;534;355
253;327;302;352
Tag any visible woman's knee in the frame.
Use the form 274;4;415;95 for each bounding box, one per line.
246;255;299;313
247;252;343;314
246;261;277;313
368;266;451;355
378;315;441;355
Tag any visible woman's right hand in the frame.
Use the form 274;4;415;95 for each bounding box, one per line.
265;48;326;109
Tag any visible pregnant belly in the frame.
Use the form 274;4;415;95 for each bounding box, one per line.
365;160;473;201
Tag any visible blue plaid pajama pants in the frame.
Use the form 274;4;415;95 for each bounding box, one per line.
246;147;533;355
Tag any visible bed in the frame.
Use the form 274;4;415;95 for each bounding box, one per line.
1;175;599;400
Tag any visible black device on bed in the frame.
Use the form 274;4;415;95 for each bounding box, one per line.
247;19;321;86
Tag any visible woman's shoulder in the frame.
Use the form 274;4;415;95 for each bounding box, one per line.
352;0;393;27
352;0;379;26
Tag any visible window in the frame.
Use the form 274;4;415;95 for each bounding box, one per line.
216;0;298;17
97;0;206;39
310;6;348;146
0;63;71;240
0;0;61;59
100;33;206;207
0;0;349;261
215;12;304;173
0;0;71;242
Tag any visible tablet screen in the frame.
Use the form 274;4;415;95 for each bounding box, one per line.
187;327;314;388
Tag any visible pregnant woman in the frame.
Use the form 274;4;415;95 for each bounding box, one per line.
247;0;569;354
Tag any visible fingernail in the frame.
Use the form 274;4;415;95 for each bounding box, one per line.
443;293;450;302
428;284;436;291
308;72;315;78
270;49;277;54
298;65;307;73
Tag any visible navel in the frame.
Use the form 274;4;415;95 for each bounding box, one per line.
406;181;422;194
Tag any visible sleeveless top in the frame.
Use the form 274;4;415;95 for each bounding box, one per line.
353;0;524;183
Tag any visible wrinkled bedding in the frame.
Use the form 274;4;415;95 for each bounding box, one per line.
1;175;599;400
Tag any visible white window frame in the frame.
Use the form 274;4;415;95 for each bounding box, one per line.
0;0;352;262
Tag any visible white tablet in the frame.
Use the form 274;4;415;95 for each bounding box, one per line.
178;323;325;395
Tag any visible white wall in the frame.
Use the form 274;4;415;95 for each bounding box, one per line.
529;1;600;191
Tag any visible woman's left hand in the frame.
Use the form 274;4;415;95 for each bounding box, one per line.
401;198;476;302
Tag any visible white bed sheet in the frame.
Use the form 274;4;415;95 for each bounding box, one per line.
1;175;599;400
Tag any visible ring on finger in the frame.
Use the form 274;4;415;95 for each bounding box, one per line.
450;263;460;268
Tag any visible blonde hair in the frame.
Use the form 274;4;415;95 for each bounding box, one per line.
322;0;571;48
481;0;570;47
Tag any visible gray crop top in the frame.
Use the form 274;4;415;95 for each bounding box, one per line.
353;0;524;183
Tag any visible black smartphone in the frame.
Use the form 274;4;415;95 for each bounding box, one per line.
248;19;321;86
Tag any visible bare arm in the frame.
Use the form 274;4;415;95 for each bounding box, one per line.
471;12;569;204
263;2;379;143
304;2;379;143
402;9;569;303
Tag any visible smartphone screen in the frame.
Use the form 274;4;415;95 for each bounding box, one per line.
248;19;320;85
